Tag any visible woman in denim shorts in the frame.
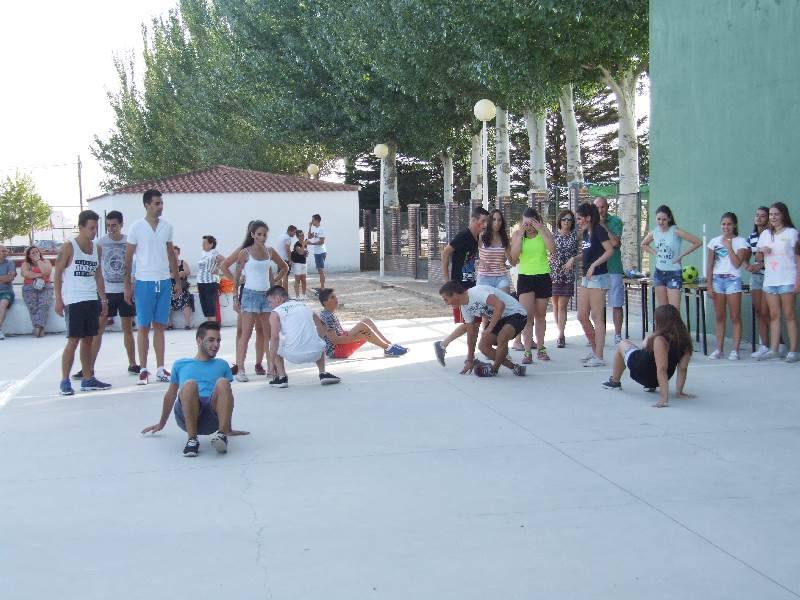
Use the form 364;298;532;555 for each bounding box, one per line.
745;207;771;357
755;202;799;362
706;212;749;360
641;205;702;309
575;203;614;367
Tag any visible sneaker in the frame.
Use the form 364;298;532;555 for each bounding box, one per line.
0;330;5;340
512;342;525;351
156;368;170;383
80;377;112;392
512;364;527;377
254;363;267;376
580;351;596;363
751;345;770;359
269;376;288;388
708;349;722;359
614;334;623;345
230;364;239;375
59;379;74;396
786;352;800;363
556;336;565;349
602;377;622;390
536;347;550;361
384;344;408;357
182;437;199;457
319;372;341;385
128;364;141;375
138;369;150;385
779;344;787;357
474;363;496;377
757;350;778;361
209;431;228;454
235;371;249;383
433;341;446;367
644;387;657;393
584;356;606;367
728;351;740;361
521;351;533;365
72;369;83;380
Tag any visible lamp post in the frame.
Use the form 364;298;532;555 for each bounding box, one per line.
373;143;390;279
473;99;496;210
307;163;320;179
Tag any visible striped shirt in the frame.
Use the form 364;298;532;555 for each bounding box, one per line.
477;245;508;276
196;249;221;284
747;230;764;275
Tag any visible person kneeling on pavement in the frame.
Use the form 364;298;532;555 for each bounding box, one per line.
141;320;249;457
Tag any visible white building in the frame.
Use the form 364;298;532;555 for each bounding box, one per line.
87;165;361;272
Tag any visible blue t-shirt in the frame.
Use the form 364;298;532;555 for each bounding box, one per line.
170;357;233;398
0;258;16;294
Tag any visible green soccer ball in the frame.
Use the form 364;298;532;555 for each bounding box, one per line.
682;265;699;283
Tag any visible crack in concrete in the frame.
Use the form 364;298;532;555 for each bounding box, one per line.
239;462;272;598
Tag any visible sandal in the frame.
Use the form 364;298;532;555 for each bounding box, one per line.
521;351;533;365
512;342;525;351
556;336;565;349
537;347;550;361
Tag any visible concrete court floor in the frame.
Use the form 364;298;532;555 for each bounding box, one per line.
1;314;799;600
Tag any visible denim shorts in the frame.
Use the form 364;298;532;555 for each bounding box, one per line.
607;273;624;307
750;273;764;291
314;252;327;269
581;273;610;289
477;274;511;289
712;274;742;294
653;268;683;289
240;288;271;313
764;284;796;295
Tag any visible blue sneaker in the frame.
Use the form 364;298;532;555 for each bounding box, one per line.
384;344;408;357
59;379;75;396
81;377;112;392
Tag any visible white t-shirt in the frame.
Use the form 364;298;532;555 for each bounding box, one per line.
460;285;527;322
197;249;221;284
276;233;295;261
274;301;326;363
97;234;128;293
758;227;799;287
127;218;174;281
707;235;748;277
309;225;327;255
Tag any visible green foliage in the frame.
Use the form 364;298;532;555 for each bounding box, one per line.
0;174;52;242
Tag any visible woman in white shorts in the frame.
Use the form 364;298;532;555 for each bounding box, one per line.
291;229;308;298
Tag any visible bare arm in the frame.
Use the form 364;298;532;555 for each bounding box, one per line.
586;240;614;280
705;248;716;299
675;228;702;260
674;352;693;398
484;295;504;334
53;242;72;316
232;250;248;312
640;231;655;255
441;244;454;282
0;262;16;283
166;242;180;283
462;321;479;374
95;246;108;316
123;243;136;304
510;230;523;263
653;336;671;407
269;249;289;284
141;384;179;434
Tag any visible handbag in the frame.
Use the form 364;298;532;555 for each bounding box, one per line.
33;278;45;290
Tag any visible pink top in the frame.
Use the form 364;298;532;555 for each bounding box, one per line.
477;245;508;276
23;264;50;285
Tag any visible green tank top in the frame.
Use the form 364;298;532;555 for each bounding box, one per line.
518;234;550;275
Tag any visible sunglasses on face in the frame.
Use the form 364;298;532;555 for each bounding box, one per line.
561;217;574;222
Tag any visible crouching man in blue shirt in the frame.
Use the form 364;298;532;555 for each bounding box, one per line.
141;320;249;456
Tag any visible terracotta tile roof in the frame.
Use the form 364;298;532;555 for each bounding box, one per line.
89;165;358;200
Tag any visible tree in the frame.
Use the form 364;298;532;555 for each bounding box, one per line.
0;174;52;244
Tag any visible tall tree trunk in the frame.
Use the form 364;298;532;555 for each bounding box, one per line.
470;134;481;205
524;108;547;192
558;84;584;188
495;107;511;205
384;141;399;207
441;150;454;204
601;67;640;271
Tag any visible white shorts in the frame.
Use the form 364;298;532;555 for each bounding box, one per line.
279;346;323;365
292;263;307;276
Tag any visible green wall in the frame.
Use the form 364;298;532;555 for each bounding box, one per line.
650;0;800;341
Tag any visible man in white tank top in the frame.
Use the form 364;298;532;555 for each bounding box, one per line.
266;285;340;387
53;210;112;396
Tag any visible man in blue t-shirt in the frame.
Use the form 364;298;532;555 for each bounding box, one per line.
141;321;249;457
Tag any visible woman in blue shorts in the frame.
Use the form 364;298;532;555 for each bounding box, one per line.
641;205;701;309
745;207;771;357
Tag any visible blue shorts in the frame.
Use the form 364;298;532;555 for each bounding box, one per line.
607;273;624;307
581;273;610;289
477;274;511;289
764;284;795;295
750;273;764;291
135;279;172;327
173;395;219;435
314;252;327;269
712;274;743;294
240;288;271;313
0;291;13;306
653;268;682;289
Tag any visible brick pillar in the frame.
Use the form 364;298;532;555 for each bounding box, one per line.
427;207;440;259
497;196;512;225
407;204;421;266
390;206;401;255
361;209;372;254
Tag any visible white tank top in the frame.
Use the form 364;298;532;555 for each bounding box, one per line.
242;247;272;291
63;238;99;305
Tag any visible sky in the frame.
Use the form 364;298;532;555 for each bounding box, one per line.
0;0;177;224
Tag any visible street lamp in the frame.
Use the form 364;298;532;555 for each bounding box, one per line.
373;143;390;280
473;99;496;210
307;163;320;178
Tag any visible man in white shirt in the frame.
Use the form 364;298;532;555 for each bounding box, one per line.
439;281;528;378
275;225;297;290
308;214;327;288
124;189;180;385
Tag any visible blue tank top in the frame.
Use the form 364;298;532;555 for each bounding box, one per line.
653;226;682;272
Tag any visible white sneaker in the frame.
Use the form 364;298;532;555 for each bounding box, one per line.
751;345;769;359
708;349;722;359
580;351;596;363
583;356;606;367
0;330;5;340
786;352;800;363
779;344;787;357
728;350;740;361
757;350;778;361
235;371;249;382
614;334;623;345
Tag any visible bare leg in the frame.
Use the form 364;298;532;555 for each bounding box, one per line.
613;307;623;337
781;293;798;352
153;323;166;369
274;354;287;377
236;312;255;370
666;287;681;310
751;290;769;346
590;288;607;359
179;380;200;438
349;322;390;350
519;292;536;352
0;299;9;329
712;292;727;353
728;293;742;352
121;317;136;366
360;317;393;346
183;305;192;327
442;323;468;349
61;338;80;380
79;337;93;382
318;268;326;289
558;296;569;340
138;325;150;369
294;276;300;298
534;298;548;350
315;353;326;373
254;318;265;367
577;287;595;350
89;315;108;373
611;340;637;382
300;275;307;296
654;286;667;308
256;313;271;373
766;293;782;352
211;378;234;433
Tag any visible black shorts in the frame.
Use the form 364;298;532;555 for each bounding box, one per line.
197;282;219;317
106;292;136;318
516;273;552;298
491;313;527;336
64;300;100;338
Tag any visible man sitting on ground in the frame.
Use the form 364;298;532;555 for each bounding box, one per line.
317;288;408;358
439;281;528;377
267;285;341;387
141;321;249;457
